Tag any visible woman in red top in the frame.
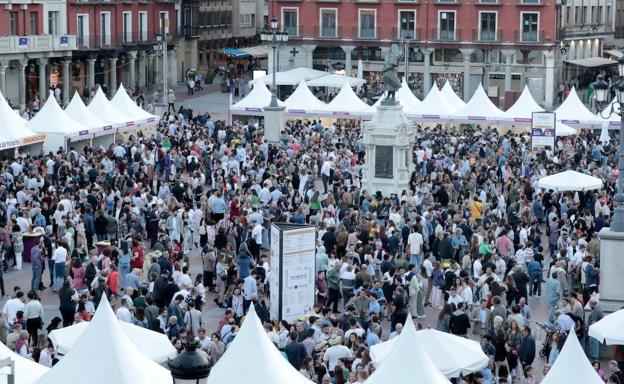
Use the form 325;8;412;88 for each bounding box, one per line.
229;196;241;218
131;239;144;269
107;265;119;296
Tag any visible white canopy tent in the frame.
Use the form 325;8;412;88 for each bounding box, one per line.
249;68;328;87
49;315;177;363
365;319;451;384
440;81;466;112
412;84;455;120
65;93;115;149
26;94;92;153
306;74;366;88
554;87;601;126
541;332;604;384
373;79;421;116
283;80;327;115
0;342;48;384
588;308;624;345
600;122;611;144
88;88;135;129
231;79;285;116
453;84;502;122
557;122;577;136
500;85;545;123
596;97;621;128
0;91;45;152
320;82;373;118
536;170;603;192
209;305;314;384
39;296;172;384
370;324;488;377
111;84;159;129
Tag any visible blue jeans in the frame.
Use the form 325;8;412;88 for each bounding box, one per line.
31;266;42;292
119;265;130;290
588;336;600;360
54;262;66;291
410;254;422;271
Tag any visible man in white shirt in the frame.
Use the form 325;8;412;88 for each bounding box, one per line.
116;298;133;322
407;226;424;271
2;291;25;329
323;336;352;371
52;244;68;292
320;158;334;193
242;272;258;312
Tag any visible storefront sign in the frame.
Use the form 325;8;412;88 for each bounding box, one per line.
531;112;556;152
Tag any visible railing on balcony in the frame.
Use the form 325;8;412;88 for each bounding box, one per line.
432;28;459;41
0;35;77;54
182;25;200;37
76;32;170;49
391;27;422;41
517;0;541;4
353;26;380;40
515;29;546;43
473;28;503;42
313;25;341;39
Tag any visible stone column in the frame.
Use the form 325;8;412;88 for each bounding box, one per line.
342;45;355;76
301;44;316;70
544;51;555;108
18;59;27;112
598;229;624;313
87;57;96;92
423;48;433;94
147;53;154;90
63;59;71;106
154;53;161;91
128;51;137;90
460;49;474;101
138;52;146;89
502;49;515;94
0;60;7;96
37;58;47;103
109;56;118;95
168;48;177;86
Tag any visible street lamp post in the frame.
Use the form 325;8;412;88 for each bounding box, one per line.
168;340;211;384
595;55;624;232
260;17;289;108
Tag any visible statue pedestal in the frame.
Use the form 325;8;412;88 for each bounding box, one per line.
361;104;415;197
598;228;624;312
264;105;285;144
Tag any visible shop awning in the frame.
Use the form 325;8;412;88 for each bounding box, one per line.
220;48;250;58
604;49;623;59
240;45;269;58
565;57;617;67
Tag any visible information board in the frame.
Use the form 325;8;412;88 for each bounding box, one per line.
531;112;556;152
269;223;316;322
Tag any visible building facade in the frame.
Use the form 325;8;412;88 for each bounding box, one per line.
558;0;615;57
66;0;179;100
270;0;559;107
0;0;77;111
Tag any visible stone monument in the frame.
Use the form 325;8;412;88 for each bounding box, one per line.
263;104;285;144
362;52;415;196
598;229;624;312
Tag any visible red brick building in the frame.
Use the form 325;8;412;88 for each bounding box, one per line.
269;0;559;107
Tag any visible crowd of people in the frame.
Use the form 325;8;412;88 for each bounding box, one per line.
0;89;622;384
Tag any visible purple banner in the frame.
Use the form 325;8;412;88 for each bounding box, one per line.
421;114;440;119
514;118;532;123
103;125;113;131
468;116;486;121
244;107;263;112
79;130;89;136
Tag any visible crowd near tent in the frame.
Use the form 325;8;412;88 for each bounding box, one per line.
209;305;314;384
535;170;604;192
38;296;172;384
541;332;604;384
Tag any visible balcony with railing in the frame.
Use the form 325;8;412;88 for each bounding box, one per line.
514;29;548;43
352;26;381;40
432;28;460;41
472;28;504;42
313;25;342;39
391;27;423;41
76;31;172;49
0;35;77;54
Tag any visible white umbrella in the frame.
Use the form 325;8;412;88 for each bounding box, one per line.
600;123;611;145
536;170;603;192
370;323;488;377
588;308;624;345
49;314;177;363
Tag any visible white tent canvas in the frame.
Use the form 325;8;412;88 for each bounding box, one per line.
283;80;327;115
365;319;450;384
500;85;545;123
321;82;373;117
536;170;603;192
65;93;114;135
588;308;624;345
306;74;366;88
209;305;314;384
600;123;611;144
596;97;621;127
0;91;44;149
249;68;328;87
373;79;421;116
554;87;601;126
110;84;159;127
49;316;177;363
556;123;577;136
231;79;284;115
369;326;488;377
26;94;91;138
39;296;172;384
0;342;48;384
453;84;502;122
88;88;134;128
412;84;455;119
541;332;603;384
440;81;466;112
